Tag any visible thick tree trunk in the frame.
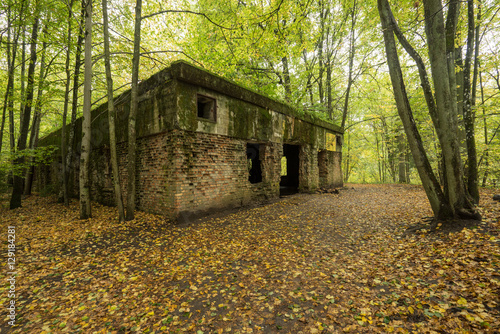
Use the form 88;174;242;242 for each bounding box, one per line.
378;0;480;220
80;0;92;219
126;0;142;220
102;0;126;222
378;0;453;219
423;0;477;218
10;12;40;209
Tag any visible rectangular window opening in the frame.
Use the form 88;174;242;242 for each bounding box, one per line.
197;94;216;122
247;143;262;184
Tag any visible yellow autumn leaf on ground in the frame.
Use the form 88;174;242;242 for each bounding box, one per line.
2;185;499;333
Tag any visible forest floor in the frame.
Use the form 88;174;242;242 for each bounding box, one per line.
1;184;499;333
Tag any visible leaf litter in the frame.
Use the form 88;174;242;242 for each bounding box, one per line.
1;184;499;333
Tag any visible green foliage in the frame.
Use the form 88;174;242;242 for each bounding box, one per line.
1;0;499;188
0;146;58;178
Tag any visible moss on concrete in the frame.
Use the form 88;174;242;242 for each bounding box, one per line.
170;60;343;134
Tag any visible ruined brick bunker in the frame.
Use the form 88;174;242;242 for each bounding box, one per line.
37;61;343;219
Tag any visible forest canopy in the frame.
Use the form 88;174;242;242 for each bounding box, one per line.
0;0;499;189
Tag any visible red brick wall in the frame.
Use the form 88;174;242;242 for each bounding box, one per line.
168;130;281;217
85;130;282;218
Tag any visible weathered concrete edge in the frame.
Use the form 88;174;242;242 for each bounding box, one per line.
39;60;343;148
169;60;344;134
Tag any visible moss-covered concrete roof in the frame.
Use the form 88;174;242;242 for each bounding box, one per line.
169;61;343;134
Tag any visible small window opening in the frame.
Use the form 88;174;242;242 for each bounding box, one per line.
247;143;262;184
197;95;216;121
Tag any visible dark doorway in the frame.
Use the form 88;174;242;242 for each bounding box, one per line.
247;143;262;184
280;144;299;195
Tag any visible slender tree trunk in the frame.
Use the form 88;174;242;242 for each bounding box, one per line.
374;124;381;182
317;0;326;105
102;0;125;221
455;47;464;125
65;5;85;201
10;11;40;209
61;0;74;205
281;56;292;102
0;7;15;154
80;0;92;219
23;114;40;196
462;0;479;203
326;55;332;118
19;27;26;133
24;24;48;196
341;1;357;129
344;129;351;182
479;70;489;187
471;0;481;107
2;4;23;154
398;133;407;183
405;147;411;184
126;0;142;220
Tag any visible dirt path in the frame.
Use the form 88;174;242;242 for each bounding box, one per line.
1;184;499;333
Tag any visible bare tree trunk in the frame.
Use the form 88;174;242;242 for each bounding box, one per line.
10;10;40;209
462;0;479;203
326;53;332;118
1;2;24;154
341;0;357;129
317;0;326;105
478;70;489;187
61;0;74;205
344;129;351;182
281;56;292;102
65;5;85;201
126;0;142;220
398;133;407;183
0;5;16;153
19;27;26;133
24;24;48;196
102;0;125;221
80;0;92;219
23;114;40;196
